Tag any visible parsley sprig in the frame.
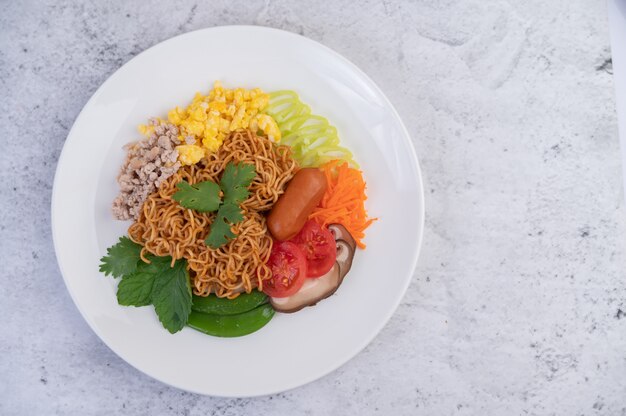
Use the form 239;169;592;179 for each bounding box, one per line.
172;162;256;248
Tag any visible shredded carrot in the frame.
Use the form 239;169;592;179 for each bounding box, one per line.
309;160;376;249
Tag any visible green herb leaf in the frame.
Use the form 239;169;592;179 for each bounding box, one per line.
101;242;193;334
201;162;255;249
204;203;244;249
169;162;255;249
151;259;192;334
99;237;142;278
220;162;256;205
115;255;173;306
172;180;221;212
204;213;235;249
219;202;245;223
137;254;173;273
117;271;156;306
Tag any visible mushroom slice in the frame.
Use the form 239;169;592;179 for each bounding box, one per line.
328;224;356;252
270;263;341;313
335;240;355;279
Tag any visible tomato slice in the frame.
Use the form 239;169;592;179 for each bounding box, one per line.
263;241;307;298
291;220;337;278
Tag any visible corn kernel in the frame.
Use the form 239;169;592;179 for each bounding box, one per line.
165;81;277;165
176;144;205;165
190;106;207;122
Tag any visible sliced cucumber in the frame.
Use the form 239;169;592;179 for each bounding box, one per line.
264;90;357;167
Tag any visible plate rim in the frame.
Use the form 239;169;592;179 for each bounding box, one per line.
51;25;425;397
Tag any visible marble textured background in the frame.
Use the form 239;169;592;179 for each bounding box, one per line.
2;0;625;414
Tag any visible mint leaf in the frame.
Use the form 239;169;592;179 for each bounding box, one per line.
115;255;173;306
138;254;173;274
101;242;193;334
99;237;142;278
151;260;192;334
172;180;221;212
205;203;243;248
117;271;156;306
220;162;256;205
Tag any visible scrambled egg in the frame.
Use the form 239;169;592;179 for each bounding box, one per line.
166;81;281;165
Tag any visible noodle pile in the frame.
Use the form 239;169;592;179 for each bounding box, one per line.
128;129;298;298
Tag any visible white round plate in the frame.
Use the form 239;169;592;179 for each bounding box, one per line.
52;26;424;397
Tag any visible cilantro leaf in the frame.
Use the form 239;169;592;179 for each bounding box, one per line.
205;214;235;249
201;162;255;249
205;204;243;248
151;260;192;334
220;162;256;205
219;202;245;223
99;237;142;278
172;180;221;212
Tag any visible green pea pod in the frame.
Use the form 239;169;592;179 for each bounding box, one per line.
191;291;267;315
187;304;275;338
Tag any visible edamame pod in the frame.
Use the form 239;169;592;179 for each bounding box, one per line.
191;291;268;315
187;304;275;337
